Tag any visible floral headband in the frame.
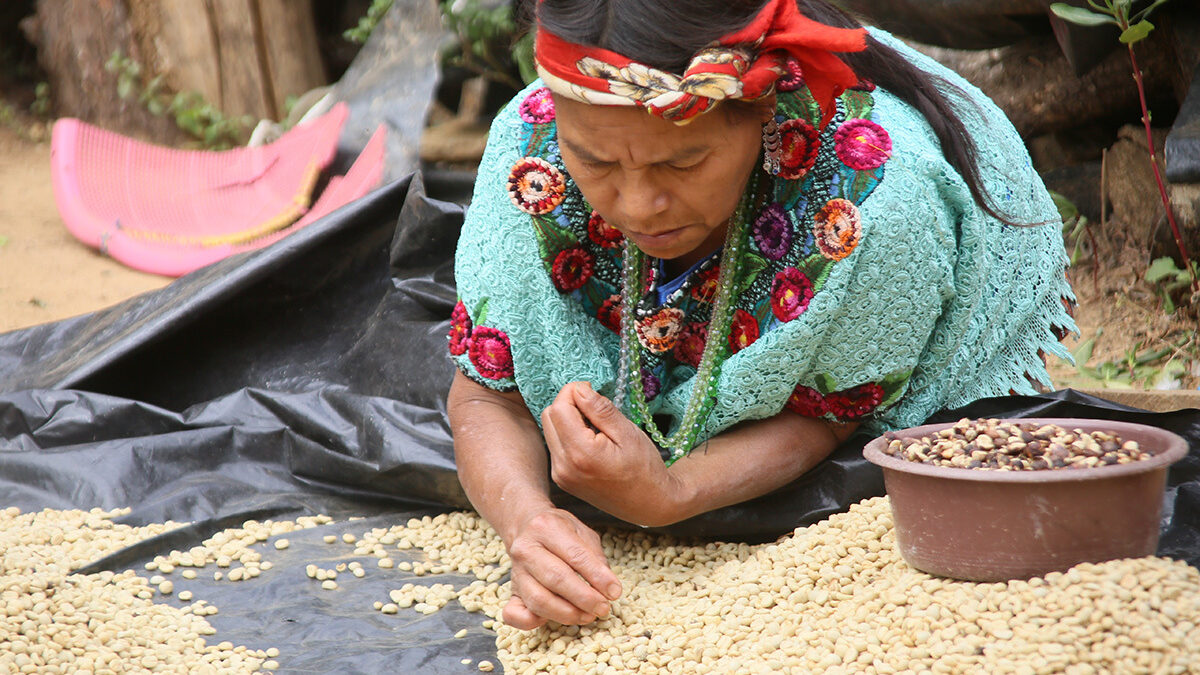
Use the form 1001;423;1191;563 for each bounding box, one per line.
534;0;868;126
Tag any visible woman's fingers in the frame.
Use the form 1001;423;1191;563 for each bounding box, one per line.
516;542;612;620
501;593;548;630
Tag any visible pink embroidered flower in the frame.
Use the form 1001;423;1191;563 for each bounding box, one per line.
507;157;566;215
448;300;472;356
518;87;556;124
587;211;624;248
597;294;622;333
777;59;805;92
785;385;828;417
636;308;685;353
468;326;514;379
728;309;760;353
673;321;709;368
752;202;793;260
834;118;892;170
770;267;814;322
778;119;820;180
690;266;720;303
825;382;885;419
814;198;862;261
550;247;594;292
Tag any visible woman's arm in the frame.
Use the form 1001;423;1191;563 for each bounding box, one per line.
541;381;857;528
447;372;622;629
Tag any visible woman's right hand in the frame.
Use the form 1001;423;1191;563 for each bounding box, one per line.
502;507;623;630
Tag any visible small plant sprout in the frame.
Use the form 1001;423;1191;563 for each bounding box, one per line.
1050;0;1198;294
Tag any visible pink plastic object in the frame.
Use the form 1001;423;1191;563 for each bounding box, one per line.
50;103;377;277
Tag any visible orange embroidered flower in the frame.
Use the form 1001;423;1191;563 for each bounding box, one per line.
636;308;685;353
814;198;861;261
508;157;566;215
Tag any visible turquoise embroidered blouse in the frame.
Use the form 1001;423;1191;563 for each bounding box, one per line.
449;30;1076;453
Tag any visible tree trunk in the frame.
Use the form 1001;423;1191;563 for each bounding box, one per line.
29;0;326;143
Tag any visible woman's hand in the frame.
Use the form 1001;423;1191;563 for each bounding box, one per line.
541;381;688;527
502;507;622;630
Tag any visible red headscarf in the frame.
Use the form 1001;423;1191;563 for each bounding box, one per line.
535;0;867;127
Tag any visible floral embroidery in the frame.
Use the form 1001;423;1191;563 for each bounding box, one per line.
577;58;681;103
752;202;793;260
778;119;820;180
770;267;814;322
518;87;556;124
587;211;624;248
673;321;709;368
785;385;828;417
689;266;720;303
641;368;661;400
469;326;515;380
508;157;566;215
777;58;805;92
729;309;759;353
636;308;686;353
597;294;622;332
826;382;885;419
814;198;862;261
550;247;595;292
834;118;891;170
448;301;472;356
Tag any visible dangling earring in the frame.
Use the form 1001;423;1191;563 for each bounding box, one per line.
761;116;781;176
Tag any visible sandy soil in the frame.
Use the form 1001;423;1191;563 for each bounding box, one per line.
0;126;169;333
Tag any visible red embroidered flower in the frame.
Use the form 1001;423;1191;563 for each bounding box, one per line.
508;157;566;215
777;59;805;92
770;267;814;322
448;300;472;356
834;118;892;171
587;211;624;248
597;294;622;332
673;321;708;368
518;87;556;124
825;382;885;419
814;198;862;261
689;265;720;303
778;119;820;180
728;309;760;353
636;308;685;353
468;326;514;380
550;247;594;292
785;385;828;417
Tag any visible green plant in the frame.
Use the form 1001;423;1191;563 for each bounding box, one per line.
1050;190;1100;289
440;0;527;90
1050;0;1198;295
1145;256;1200;314
344;0;395;44
105;50;251;150
30;82;51;118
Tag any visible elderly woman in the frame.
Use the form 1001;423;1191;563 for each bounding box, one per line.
446;0;1075;629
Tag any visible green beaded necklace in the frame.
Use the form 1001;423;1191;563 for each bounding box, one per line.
614;175;759;463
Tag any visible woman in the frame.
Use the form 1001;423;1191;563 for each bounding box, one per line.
447;0;1076;629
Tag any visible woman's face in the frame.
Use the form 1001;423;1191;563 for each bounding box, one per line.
554;95;768;265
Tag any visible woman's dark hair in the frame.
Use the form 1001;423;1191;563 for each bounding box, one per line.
516;0;1019;226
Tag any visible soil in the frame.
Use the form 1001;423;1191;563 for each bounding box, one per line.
0;118;1195;391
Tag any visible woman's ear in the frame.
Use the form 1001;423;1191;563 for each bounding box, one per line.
758;93;778;122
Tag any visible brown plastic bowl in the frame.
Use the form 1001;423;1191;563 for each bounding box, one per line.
863;418;1188;582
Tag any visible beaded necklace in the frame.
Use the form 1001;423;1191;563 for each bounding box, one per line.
614;174;760;462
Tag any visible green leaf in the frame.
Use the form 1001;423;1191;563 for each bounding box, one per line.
0;235;9;247
1145;256;1182;283
1048;190;1079;222
735;253;768;296
1119;19;1154;44
1050;4;1118;25
1071;334;1097;368
814;373;837;395
474;297;489;327
840;90;872;120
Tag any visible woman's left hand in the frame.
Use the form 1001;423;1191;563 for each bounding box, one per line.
541;381;686;527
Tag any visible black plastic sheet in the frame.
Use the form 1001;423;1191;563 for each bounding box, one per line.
2;171;1199;673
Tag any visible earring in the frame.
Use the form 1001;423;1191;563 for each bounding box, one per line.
761;116;781;176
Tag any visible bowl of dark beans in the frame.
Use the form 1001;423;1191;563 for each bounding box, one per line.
863;418;1189;581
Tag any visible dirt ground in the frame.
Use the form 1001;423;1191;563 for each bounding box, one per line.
0;123;1195;393
0;125;169;332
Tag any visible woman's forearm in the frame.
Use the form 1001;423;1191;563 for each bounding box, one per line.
661;413;858;525
447;372;554;544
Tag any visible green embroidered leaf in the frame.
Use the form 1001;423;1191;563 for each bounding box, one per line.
878;368;913;407
840;90;873;120
846;167;883;203
800;257;834;294
531;215;580;275
474;297;490;327
786;87;822;127
753;298;772;326
735;252;769;296
814;373;837;395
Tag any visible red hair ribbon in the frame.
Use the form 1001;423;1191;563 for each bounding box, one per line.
535;0;867;127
